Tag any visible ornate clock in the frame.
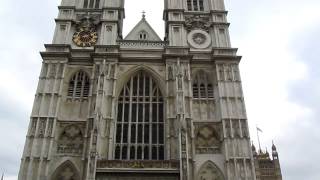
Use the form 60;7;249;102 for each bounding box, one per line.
73;27;98;47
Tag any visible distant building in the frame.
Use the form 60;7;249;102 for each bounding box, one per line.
18;0;282;180
252;144;282;180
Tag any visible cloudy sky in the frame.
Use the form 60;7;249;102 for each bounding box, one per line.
0;0;320;179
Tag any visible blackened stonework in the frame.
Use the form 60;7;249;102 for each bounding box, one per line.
18;0;282;180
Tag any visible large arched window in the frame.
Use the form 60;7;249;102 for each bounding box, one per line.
115;71;165;160
187;0;204;11
193;71;214;99
67;71;90;99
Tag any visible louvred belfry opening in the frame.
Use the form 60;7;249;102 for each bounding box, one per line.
115;71;165;160
67;71;90;99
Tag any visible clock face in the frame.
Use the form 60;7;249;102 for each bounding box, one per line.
72;28;98;47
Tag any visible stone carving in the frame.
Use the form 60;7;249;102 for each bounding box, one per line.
109;64;115;78
198;161;224;180
241;120;248;137
232;121;240;138
195;123;221;154
50;64;57;78
106;25;113;32
97;160;180;169
185;15;211;32
58;64;64;78
30;118;37;136
57;123;84;155
38;118;46;137
187;29;211;49
193;33;206;45
41;64;48;78
118;40;168;48
47;119;54;137
168;66;174;80
224;120;231;137
75;14;100;25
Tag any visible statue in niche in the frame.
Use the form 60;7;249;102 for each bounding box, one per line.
184;66;189;81
178;78;183;90
109;64;115;78
168;66;174;80
95;64;100;77
50;64;57;78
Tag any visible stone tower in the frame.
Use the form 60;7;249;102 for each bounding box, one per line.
18;0;258;180
252;144;282;180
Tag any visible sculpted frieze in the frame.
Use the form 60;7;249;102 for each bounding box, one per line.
57;122;86;155
194;123;222;154
185;15;212;32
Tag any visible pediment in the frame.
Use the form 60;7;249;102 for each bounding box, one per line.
124;17;162;41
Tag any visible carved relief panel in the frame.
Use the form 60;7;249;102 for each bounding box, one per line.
56;122;86;155
194;123;222;154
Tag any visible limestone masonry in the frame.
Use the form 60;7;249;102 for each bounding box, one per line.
18;0;282;180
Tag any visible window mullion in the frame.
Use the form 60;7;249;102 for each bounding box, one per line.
197;0;200;11
73;74;79;98
81;74;86;97
141;74;145;160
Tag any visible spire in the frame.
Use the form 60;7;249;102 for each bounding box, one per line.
272;141;277;151
265;147;270;157
272;141;279;159
1;173;4;180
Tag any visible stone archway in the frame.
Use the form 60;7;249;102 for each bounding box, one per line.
51;161;80;180
197;161;225;180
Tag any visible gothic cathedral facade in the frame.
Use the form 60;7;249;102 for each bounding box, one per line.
18;0;265;180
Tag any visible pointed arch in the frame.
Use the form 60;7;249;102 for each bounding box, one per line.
197;161;225;180
51;160;80;180
115;70;165;160
67;70;90;99
192;70;214;99
116;65;166;98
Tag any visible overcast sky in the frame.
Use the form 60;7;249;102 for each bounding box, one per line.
0;0;320;179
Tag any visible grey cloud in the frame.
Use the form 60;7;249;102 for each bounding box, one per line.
225;0;320;179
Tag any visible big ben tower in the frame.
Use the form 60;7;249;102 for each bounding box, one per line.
18;0;258;180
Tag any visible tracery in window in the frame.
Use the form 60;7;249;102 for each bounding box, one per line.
193;71;214;99
83;0;100;8
115;71;165;160
187;0;204;11
67;71;90;99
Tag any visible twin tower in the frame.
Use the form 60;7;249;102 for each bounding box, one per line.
18;0;264;180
